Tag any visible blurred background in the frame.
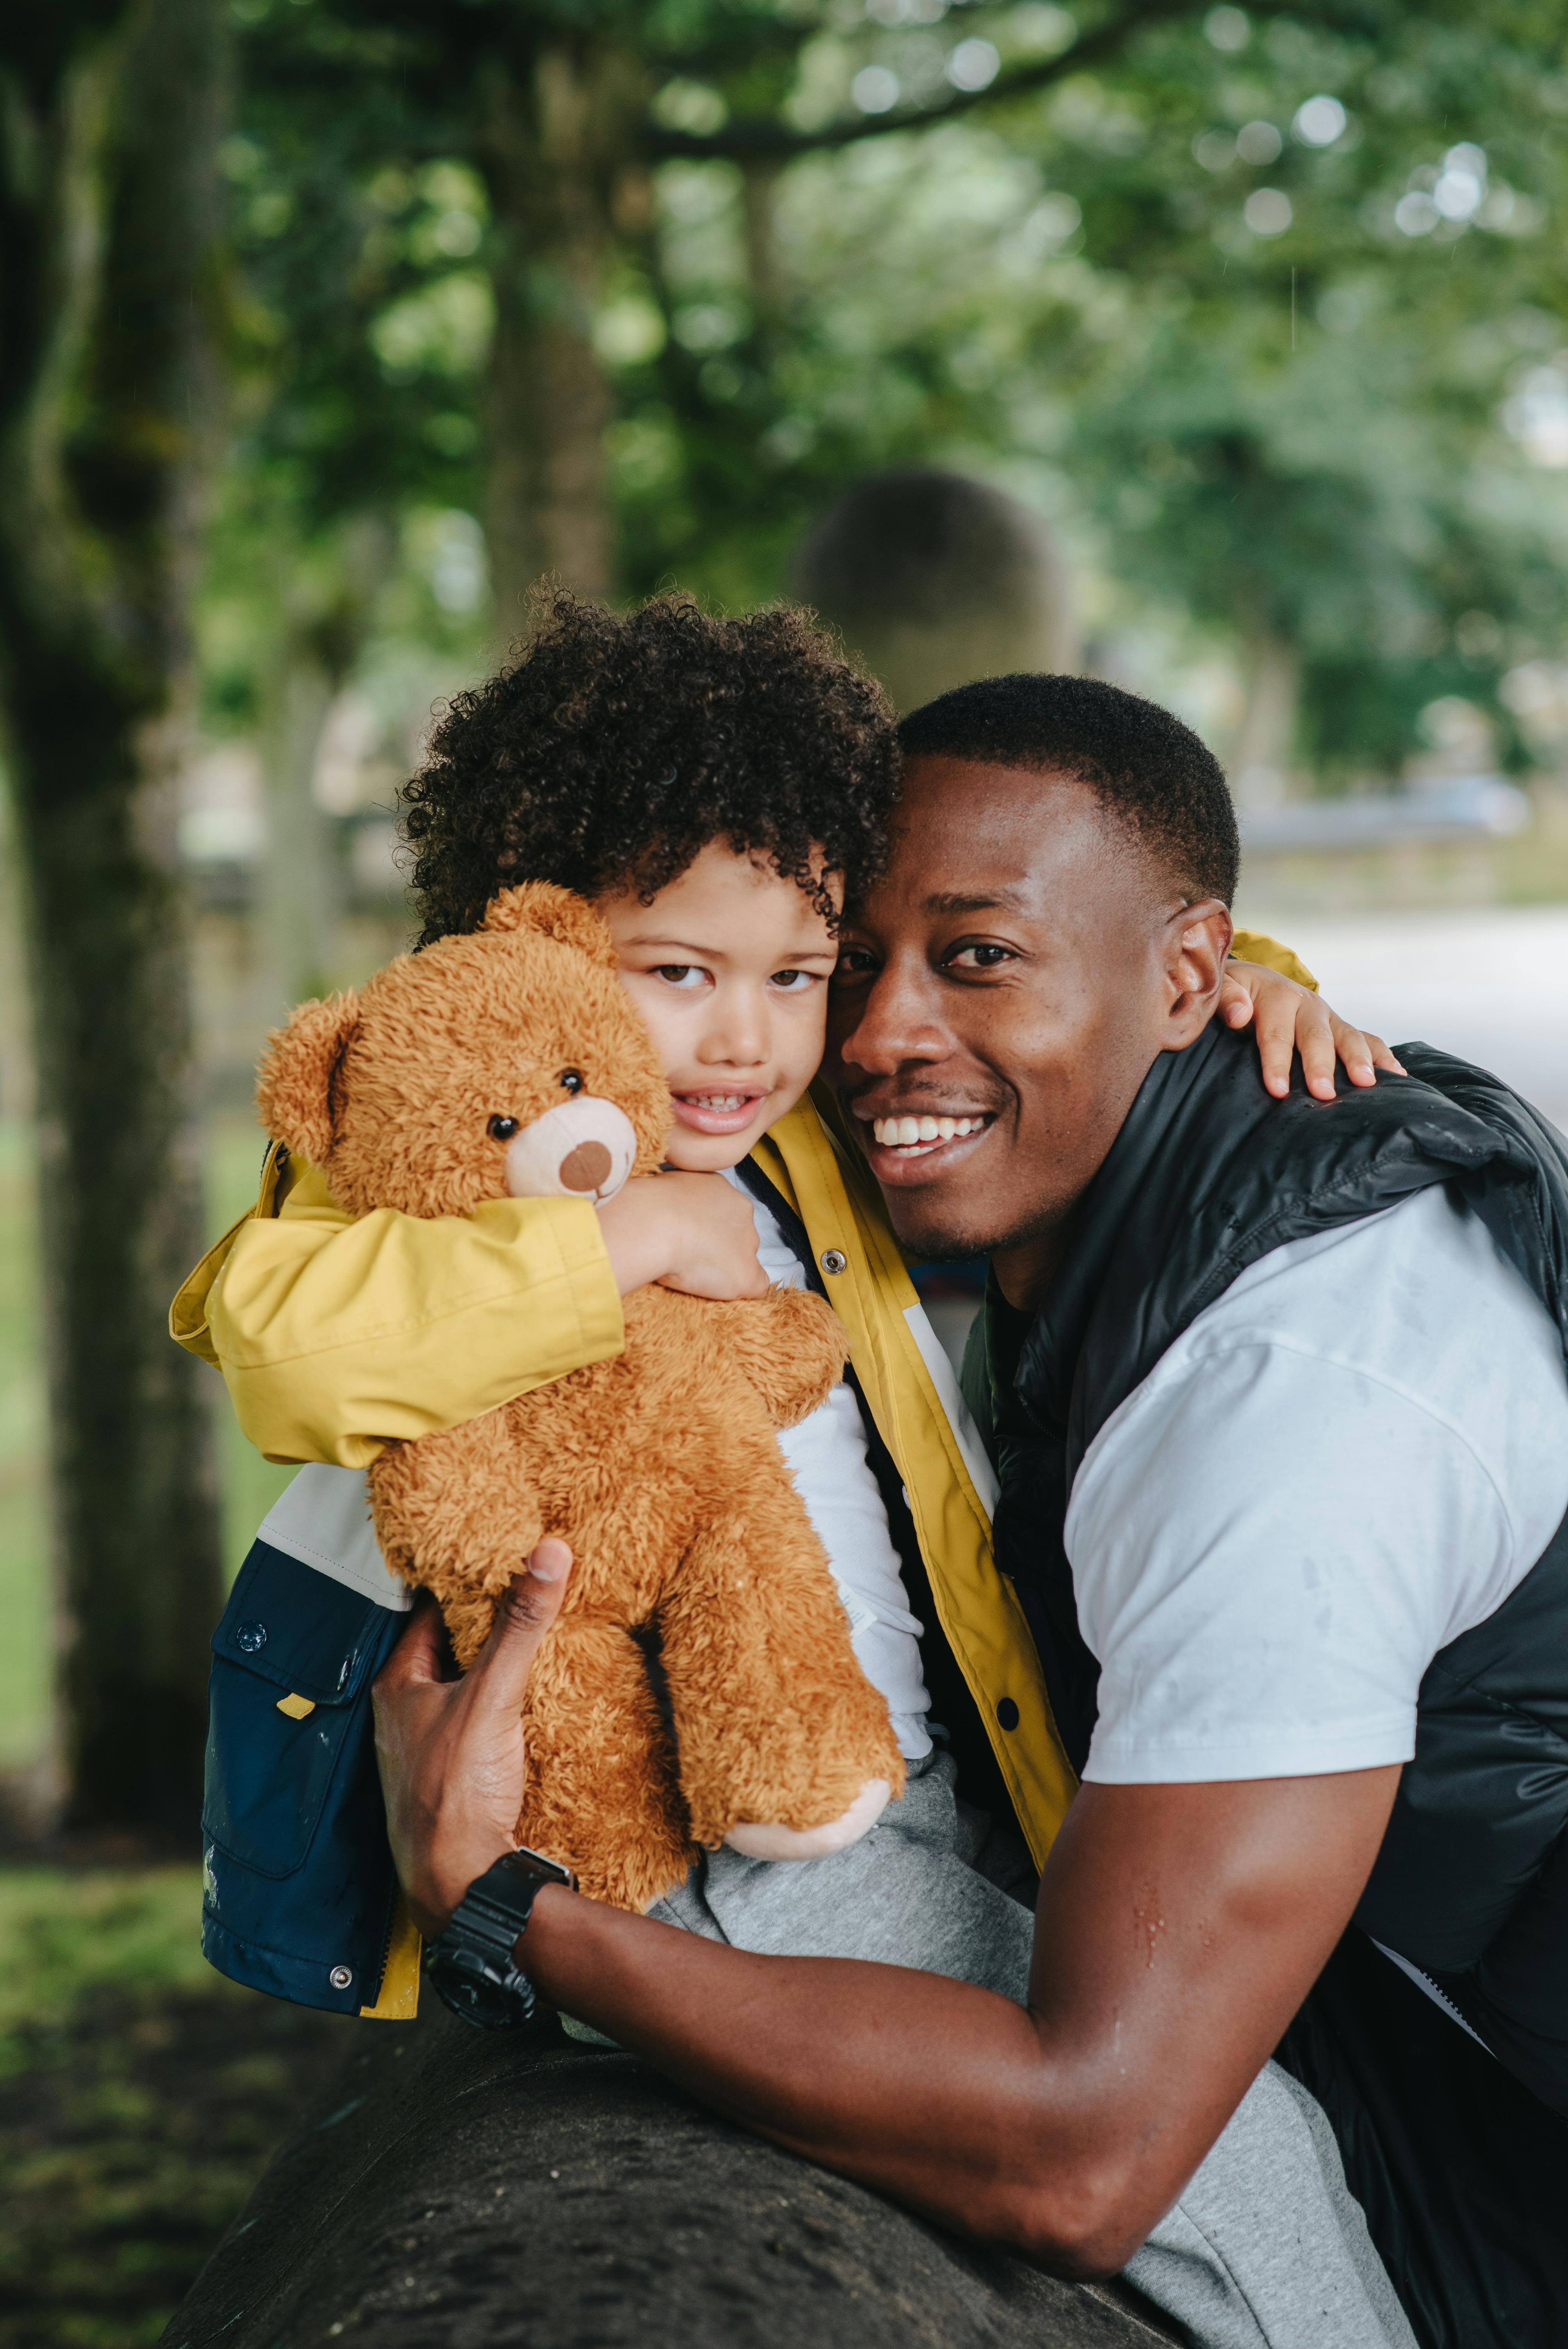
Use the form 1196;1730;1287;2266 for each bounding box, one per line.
2;0;1568;2337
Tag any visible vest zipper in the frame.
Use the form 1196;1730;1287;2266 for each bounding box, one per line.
1371;1939;1493;2055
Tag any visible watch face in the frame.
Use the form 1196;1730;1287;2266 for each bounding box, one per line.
424;1943;535;2032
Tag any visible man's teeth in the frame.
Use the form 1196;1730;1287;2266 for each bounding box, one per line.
871;1114;985;1147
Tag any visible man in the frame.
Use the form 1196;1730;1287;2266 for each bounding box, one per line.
375;675;1568;2349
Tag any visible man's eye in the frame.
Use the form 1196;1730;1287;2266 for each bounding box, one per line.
654;964;705;988
834;948;877;980
947;943;1015;971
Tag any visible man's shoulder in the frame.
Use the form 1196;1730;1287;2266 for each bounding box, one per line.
1158;1182;1563;1431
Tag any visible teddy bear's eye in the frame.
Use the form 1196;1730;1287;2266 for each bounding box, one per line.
488;1116;519;1141
559;1069;584;1094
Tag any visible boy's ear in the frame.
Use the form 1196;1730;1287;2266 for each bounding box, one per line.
482;882;617;970
256;992;360;1167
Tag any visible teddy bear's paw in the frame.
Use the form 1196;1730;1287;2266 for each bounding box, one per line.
722;1777;892;1862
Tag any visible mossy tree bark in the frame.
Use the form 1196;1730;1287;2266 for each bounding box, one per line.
475;37;647;630
0;0;227;1829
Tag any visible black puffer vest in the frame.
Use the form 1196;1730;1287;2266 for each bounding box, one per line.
967;1021;1568;2119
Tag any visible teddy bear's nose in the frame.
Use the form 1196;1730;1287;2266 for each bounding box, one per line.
503;1093;638;1206
559;1140;613;1193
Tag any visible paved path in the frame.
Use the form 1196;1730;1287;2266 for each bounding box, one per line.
1241;904;1568;1131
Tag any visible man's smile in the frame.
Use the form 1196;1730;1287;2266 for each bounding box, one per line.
849;1096;999;1175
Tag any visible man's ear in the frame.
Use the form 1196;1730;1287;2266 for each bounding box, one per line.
1163;902;1233;1046
255;992;360;1166
481;882;617;970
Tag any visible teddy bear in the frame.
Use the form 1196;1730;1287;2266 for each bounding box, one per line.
255;882;905;1911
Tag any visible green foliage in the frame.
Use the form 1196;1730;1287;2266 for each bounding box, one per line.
205;0;1568;779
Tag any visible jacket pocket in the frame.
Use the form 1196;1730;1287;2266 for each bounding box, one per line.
203;1541;401;1880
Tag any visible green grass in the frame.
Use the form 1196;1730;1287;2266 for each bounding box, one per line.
0;1116;300;1777
0;1870;217;2069
0;1868;349;2346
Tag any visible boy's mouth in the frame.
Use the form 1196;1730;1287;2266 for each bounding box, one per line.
670;1089;770;1136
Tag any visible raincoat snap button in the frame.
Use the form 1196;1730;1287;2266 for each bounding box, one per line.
820;1249;847;1276
330;1966;353;1990
235;1620;267;1654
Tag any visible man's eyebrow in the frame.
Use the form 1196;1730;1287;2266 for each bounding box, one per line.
922;888;1030;915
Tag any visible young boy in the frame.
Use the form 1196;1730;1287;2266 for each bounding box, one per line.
175;590;1410;2349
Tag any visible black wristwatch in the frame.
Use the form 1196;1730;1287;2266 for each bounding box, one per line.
422;1846;578;2030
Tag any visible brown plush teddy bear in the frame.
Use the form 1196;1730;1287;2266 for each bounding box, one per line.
255;882;905;1911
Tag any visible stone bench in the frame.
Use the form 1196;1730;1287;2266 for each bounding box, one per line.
162;2002;1178;2347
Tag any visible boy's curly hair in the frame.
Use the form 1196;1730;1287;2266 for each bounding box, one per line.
401;585;899;946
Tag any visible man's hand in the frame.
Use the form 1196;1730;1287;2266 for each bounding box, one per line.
597;1171;769;1301
371;1540;571;1940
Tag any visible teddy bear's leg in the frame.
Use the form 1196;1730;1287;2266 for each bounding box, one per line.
520;1617;695;1914
656;1516;905;1856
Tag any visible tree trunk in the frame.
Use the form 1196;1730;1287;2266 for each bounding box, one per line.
255;518;391;1023
258;642;337;1025
0;0;227;1831
476;40;646;631
1230;628;1301;808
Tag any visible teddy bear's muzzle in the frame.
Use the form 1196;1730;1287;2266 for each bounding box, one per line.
503;1095;639;1204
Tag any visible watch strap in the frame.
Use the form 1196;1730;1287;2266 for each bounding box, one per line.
424;1846;577;2031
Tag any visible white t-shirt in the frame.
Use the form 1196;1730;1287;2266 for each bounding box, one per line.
1066;1183;1568;1785
720;1169;933;1759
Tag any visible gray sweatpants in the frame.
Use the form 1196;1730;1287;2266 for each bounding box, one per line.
566;1753;1416;2349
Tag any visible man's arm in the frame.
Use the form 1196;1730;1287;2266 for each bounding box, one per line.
374;1559;1398;2278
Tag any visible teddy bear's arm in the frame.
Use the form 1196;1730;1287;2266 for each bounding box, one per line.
367;1408;545;1621
697;1287;848;1428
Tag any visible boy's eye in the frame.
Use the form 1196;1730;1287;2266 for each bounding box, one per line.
559;1069;584;1094
653;964;706;989
488;1116;519;1141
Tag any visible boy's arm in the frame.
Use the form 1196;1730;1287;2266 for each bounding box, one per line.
169;1154;769;1469
174;1155;624;1468
1228;926;1316;990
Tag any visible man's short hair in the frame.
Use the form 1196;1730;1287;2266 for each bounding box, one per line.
897;673;1240;905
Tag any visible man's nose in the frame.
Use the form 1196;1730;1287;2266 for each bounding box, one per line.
838;959;948;1072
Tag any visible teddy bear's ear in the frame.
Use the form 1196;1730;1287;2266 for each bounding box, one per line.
481;882;617;970
255;992;361;1167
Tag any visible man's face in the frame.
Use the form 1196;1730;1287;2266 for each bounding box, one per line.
826;756;1231;1303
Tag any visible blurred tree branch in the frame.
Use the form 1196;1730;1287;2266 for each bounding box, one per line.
645;0;1201;162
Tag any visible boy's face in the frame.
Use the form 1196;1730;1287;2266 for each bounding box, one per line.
595;839;839;1173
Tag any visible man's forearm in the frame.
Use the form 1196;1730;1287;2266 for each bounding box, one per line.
520;1887;1139;2277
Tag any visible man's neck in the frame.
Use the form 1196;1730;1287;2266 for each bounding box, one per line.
989;1221;1072;1313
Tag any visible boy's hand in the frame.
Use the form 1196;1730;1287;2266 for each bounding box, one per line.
597;1171;770;1301
372;1541;572;1940
1221;961;1406;1103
